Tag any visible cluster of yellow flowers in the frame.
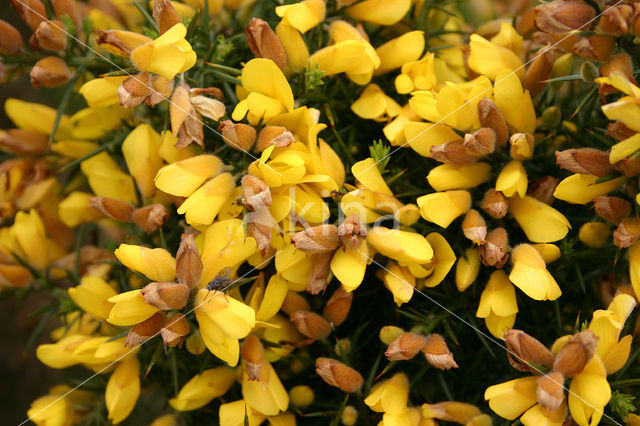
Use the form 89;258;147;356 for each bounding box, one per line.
2;0;640;425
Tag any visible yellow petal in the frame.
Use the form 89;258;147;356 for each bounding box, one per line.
554;174;625;204
345;0;411;26
417;190;471;228
495;160;527;198
427;163;491;191
367;227;433;264
331;242;369;292
375;31;424;75
423;233;456;287
404;121;462;157
509;196;570;243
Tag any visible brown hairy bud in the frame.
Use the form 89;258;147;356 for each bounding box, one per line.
130;204;169;232
0;129;49;155
175;233;203;288
315;358;363;392
534;1;596;34
504;329;555;373
537;372;565;412
599;4;633;36
338;214;367;251
478;98;509;145
510;133;535;160
281;291;310;315
126;312;166;347
553;330;598;377
246;18;286;71
555;148;614;178
292;225;340;254
10;0;46;30
30;56;72;88
247;207;272;254
430;140;477;165
524;45;554;95
190;87;223;99
616;157;640;177
141;282;190;310
574;35;616;61
147;75;173;106
51;0;83;29
290;310;332;340
153;0;180;34
385;332;426;361
256;126;295;151
178;103;204;149
462;209;487;245
422;334;458;369
481;189;508;219
241;335;264;381
219;120;257;152
594;196;631;224
0;19;23;54
323;287;353;326
528;176;560;205
242;175;272;210
614;218;640;248
34;20;67;51
479;228;509;268
88;197;135;222
606;121;636;141
463;128;496;156
118;72;152;108
161;313;190;347
306;251;333;295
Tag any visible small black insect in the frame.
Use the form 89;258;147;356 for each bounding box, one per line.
206;267;234;292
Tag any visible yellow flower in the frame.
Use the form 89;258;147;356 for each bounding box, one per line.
367;227;433;265
122;124;163;199
79;77;127;108
130;23;196;79
114;244;176;282
597;71;640;132
177;173;236;227
351;84;402;121
476;270;518;338
245;274;288;321
553;174;626;204
36;334;92;369
58;191;104;228
417;190;471;228
69;107;130;140
567;356;610;426
274;244;313;291
609;133;640;163
275;0;325;33
81;152;137;204
4;98;72;138
27;389;74;426
345;0;411;26
219;400;267;426
169;367;235;411
10;209;49;269
417;232;456;287
150;414;178;426
493;69;536;134
72;336;139;367
485;377;538;420
509;244;561;301
383;105;420;146
155;154;224;197
630;242;640;296
105;357;140;424
427;163;492;191
509;196;570;243
275;22;309;74
68;276;117;319
365;372;410;414
242;359;289;416
468;31;523;81
455;247;480;292
232;58;294;124
495;160;527;198
578;222;609;248
375;31;425;75
107;290;159;326
380;262;415;305
589;294;636;374
402;121;462;157
331;240;370;292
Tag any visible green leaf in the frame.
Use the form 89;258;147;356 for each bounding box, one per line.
609;390;636;421
369;139;390;173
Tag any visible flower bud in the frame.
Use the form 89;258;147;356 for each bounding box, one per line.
479;227;509;268
34;20;67;51
88;197;135;222
161;313;190;347
118;72;152;108
290;310;332;340
141;282;190;310
289;385;314;407
422;334;458;369
315;358;363;392
599;4;633;36
593;196;630;224
606;121;635;141
462;209;487;245
524;46;554;95
510;133;535;160
430;140;477;165
503;329;554;373
456;247;480;292
219;120;257;152
338;214;367;251
528;176;559;205
30;56;72;88
341;406;358;425
481;189;508;219
0;129;49;155
323;287;353;326
385;332;426;361
292;224;340;254
246;18;286;71
555;148;614;178
153;0;180;35
280;291;310;315
579;222;609;248
463;128;496;156
256;126;295;151
131;204;170;232
613;218;640;248
240;335;264;381
175;233;203;289
574;35;616;61
478;98;508;145
379;325;404;345
126;312;166;347
553;330;597;377
542;106;561;128
186;330;206;355
580;61;599;83
51;0;82;29
307;251;333;294
10;0;46;30
241;175;272;210
0;19;22;54
536;372;565;412
534;1;596;34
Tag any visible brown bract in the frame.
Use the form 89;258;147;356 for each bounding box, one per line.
503;329;554;373
315;358;363;392
241;335;264;381
246;18;286;70
88;197;135;222
175;233;203;288
422;334;458;369
385;332;426;361
289;310;332;340
141;282;190;310
323;287;353;326
131;204;170;232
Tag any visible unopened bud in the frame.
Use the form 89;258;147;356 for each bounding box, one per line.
580;61;599;83
88;197;135;222
579;221;609;248
542;106;561;128
131;204;169;232
510;133;535;160
315;358;363;392
292;225;340;254
504;329;555;373
51;0;82;29
341;406;358;426
385;332;426;361
186;330;206;355
323;287;353;326
256;126;295;151
422;334;458;369
290;310;332;340
553;330;597;377
219;120;257;152
175;233;203;288
240;335;264;380
462;209;487;245
153;0;180;34
478;98;508;145
555;148;614;177
528;176;560;205
306;251;333;295
379;325;404;345
574;35;616;61
463;128;496;156
338;214;367;251
10;0;46;30
524;46;554;94
30;56;72;88
118;72;152;108
536;372;565;412
126;312;165;347
161;313;190;347
479;227;509;268
430;140;477;165
246;18;286;71
0;19;22;54
289;385;315;407
593;196;630;224
534;1;596;33
481;189;508;219
141;282;190;310
34;20;67;51
0;129;49;155
599;4;633;36
241;175;272;210
280;291;310;315
606;121;635;141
